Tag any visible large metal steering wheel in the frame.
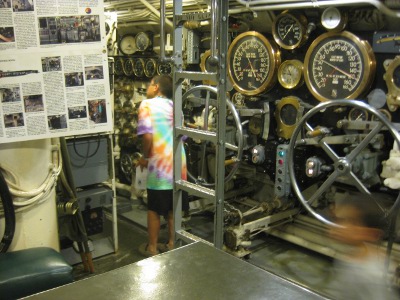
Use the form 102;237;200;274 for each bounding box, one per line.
183;85;244;187
288;100;400;227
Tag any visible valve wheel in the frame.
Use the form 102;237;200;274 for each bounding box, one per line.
288;100;400;227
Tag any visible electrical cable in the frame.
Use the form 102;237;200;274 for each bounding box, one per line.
72;134;102;159
0;169;15;253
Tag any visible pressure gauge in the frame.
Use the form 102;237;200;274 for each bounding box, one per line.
228;31;281;96
133;58;145;77
157;61;173;75
144;58;157;78
278;59;304;89
348;107;368;121
321;7;347;32
275;96;303;139
272;11;308;50
135;32;152;52
114;57;124;76
123;58;134;76
303;31;376;102
118;34;136;56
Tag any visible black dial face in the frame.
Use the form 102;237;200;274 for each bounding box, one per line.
393;65;400;88
119;34;136;55
348;108;368;121
157;62;172;75
304;31;375;102
114;58;124;76
135;32;151;51
123;58;134;76
273;14;304;49
228;31;280;96
144;58;156;78
133;58;145;77
280;103;298;125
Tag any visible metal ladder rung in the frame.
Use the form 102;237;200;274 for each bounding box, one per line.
175;71;218;82
176;126;217;143
175;179;215;201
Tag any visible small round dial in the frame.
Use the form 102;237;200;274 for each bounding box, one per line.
157;61;173;75
278;59;304;89
118;34;136;56
114;57;124;76
123;58;134;76
321;7;347;32
133;58;145;77
135;32;152;52
348;107;368;121
228;31;281;96
304;31;376;102
280;103;298;125
272;12;307;50
144;58;157;78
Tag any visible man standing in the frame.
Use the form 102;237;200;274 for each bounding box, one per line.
137;75;187;257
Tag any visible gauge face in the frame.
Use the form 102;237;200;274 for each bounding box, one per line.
135;32;151;52
123;58;134;76
144;58;157;78
278;59;304;89
321;7;347;32
371;109;392;122
304;31;376;102
133;58;145;77
118;34;136;56
272;12;306;50
280;104;298;125
228;31;280;96
114;58;124;76
157;62;173;75
348;107;368;121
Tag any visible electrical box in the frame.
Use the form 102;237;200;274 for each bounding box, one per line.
67;136;109;187
187;30;200;64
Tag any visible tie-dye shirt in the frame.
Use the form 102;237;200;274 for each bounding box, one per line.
137;96;187;190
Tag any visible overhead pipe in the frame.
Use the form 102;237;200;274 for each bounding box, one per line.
160;0;174;62
233;0;400;18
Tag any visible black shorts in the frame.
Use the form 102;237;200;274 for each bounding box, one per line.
147;189;173;216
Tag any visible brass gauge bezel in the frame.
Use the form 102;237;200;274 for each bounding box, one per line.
272;11;308;50
133;58;145;77
228;31;281;96
384;56;400;111
157;61;173;75
123;58;134;76
200;50;218;85
118;34;136;56
321;7;348;32
304;31;376;102
371;108;392;122
135;32;152;52
114;57;124;76
278;59;304;89
275;96;303;140
348;107;369;121
144;58;157;78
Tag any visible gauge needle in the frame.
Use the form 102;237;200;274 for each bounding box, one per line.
282;24;293;40
247;57;257;78
320;59;355;79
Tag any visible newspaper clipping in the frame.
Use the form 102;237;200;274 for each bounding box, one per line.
0;0;112;143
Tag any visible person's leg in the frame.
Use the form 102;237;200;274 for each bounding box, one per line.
147;209;160;254
167;210;174;249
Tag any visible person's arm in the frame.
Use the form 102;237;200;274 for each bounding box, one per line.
137;133;152;170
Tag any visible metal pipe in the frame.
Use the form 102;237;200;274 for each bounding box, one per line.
139;0;173;29
233;0;400;18
209;0;219;66
160;0;174;62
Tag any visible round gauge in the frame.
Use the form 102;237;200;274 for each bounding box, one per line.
133;58;145;77
280;104;298;125
118;34;136;56
135;32;152;52
157;61;173;75
304;31;376;102
278;59;304;89
249;116;263;135
275;96;301;139
371;109;392;122
200;50;218;85
321;7;347;32
348;107;368;121
123;58;134;76
228;31;281;96
144;58;157;78
272;12;307;50
114;57;124;76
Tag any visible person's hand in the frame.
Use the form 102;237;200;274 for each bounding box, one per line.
136;156;148;171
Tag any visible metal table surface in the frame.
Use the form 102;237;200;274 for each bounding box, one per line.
26;242;328;300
